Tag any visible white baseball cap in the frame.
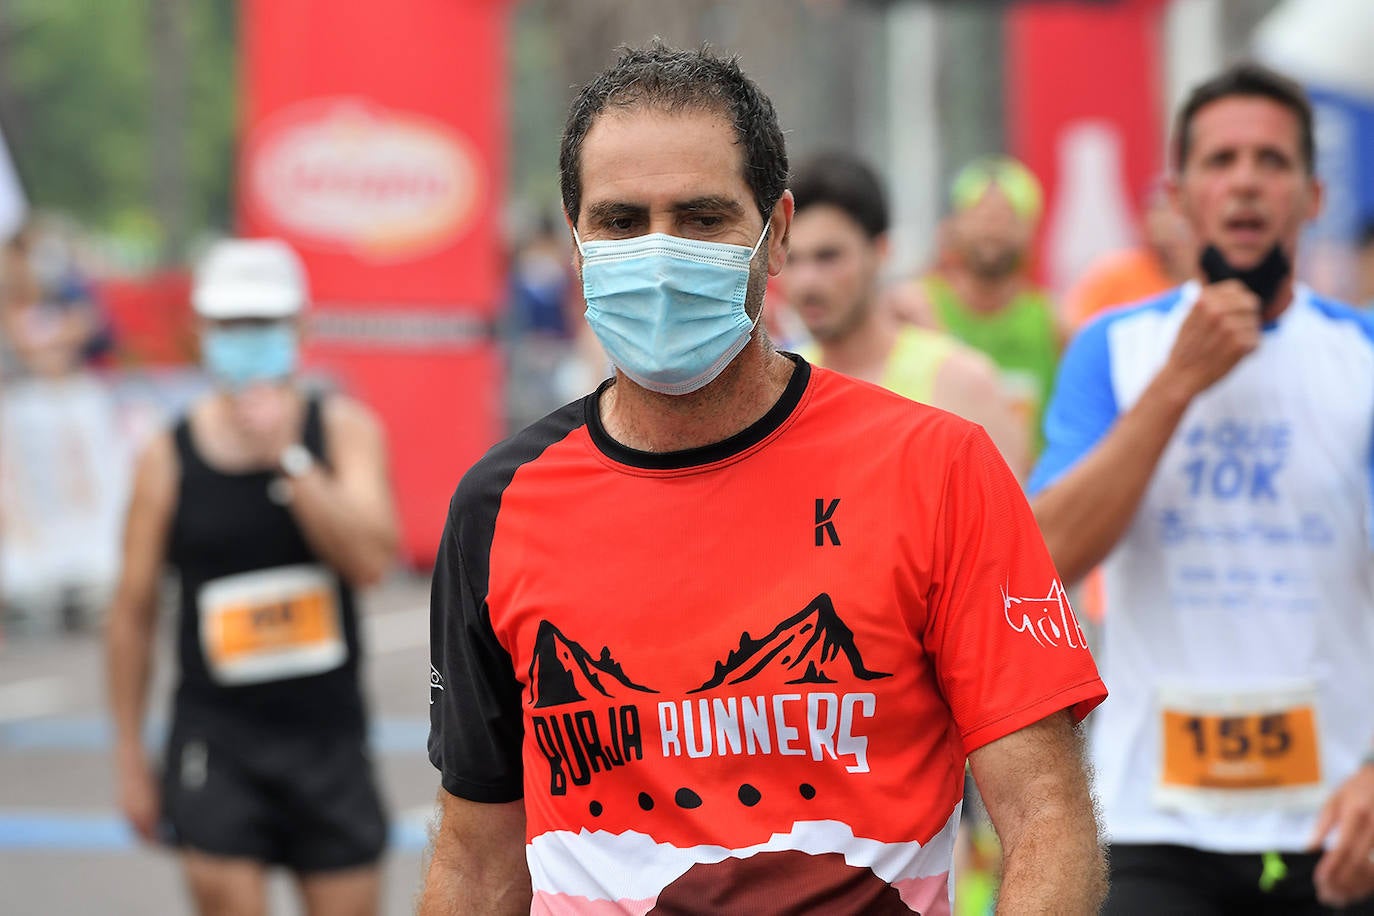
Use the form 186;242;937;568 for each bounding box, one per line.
192;238;308;319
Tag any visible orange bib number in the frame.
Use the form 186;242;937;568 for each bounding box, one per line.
199;565;346;686
1156;684;1323;813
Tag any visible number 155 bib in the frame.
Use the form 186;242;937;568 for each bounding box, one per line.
1155;681;1324;813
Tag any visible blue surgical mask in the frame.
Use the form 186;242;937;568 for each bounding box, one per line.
202;323;299;389
575;226;768;396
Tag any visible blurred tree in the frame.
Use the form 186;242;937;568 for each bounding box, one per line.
508;0;567;224
0;0;235;262
151;0;189;265
185;0;237;246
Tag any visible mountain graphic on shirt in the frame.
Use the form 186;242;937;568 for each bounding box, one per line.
528;619;658;708
690;592;892;693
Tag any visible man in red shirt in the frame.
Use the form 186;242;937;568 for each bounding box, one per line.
421;42;1107;916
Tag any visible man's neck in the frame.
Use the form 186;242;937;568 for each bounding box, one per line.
949;269;1026;315
815;306;898;385
598;340;796;453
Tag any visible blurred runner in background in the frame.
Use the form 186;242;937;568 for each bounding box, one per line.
786;151;1028;479
504;211;580;430
1031;63;1374;914
0;227;103;377
0;227;124;634
105;239;399;916
891;156;1062;458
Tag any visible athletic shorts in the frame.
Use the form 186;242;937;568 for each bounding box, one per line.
159;719;388;872
1105;843;1374;915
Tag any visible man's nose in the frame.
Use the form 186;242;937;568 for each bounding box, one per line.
646;216;679;236
1227;156;1263;194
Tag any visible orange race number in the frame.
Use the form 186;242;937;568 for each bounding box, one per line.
1162;707;1320;792
198;565;347;685
208;589;339;666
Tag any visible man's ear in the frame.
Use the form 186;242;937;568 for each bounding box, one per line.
767;190;795;277
1165;172;1186;221
873;231;891;269
1305;174;1324;224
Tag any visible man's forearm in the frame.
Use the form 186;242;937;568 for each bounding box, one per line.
106;606;154;758
417;842;531;916
972;713;1107;915
1032;372;1193;585
996;805;1107;915
420;794;531;914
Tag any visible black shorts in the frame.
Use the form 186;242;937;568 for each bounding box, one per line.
1105;843;1374;915
159;720;388;872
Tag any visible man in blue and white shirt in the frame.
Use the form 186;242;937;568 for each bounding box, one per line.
1031;62;1374;914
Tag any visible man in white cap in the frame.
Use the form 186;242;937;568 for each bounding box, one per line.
105;238;400;915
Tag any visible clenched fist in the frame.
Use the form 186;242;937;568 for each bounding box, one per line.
1163;280;1262;399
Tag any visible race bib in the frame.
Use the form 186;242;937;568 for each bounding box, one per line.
1155;682;1324;813
198;565;346;686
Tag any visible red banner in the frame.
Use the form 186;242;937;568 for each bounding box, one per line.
1006;0;1167;298
240;0;506;308
98;272;195;366
240;0;509;566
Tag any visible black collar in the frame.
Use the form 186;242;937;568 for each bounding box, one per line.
584;352;810;470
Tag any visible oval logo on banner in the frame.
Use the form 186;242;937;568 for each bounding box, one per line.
247;98;481;262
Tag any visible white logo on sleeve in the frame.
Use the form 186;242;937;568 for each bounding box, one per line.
1001;580;1087;649
430;664;445;704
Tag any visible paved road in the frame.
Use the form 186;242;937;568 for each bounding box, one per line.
0;573;440;916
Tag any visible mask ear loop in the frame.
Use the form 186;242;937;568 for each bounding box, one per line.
749;220;770;259
743;221;771;334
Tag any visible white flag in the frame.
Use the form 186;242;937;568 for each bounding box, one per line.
0;118;26;241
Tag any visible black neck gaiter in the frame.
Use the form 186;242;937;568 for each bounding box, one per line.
1199;243;1291;312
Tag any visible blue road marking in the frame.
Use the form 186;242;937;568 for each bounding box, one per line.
0;811;429;852
0;812;134;851
0;717;430;754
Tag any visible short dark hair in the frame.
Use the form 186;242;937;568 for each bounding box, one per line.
1173;62;1315;174
790;152;889;239
559;41;789;225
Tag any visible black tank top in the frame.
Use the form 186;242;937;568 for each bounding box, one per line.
167;395;365;735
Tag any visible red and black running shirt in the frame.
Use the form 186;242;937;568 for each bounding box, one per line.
428;355;1105;914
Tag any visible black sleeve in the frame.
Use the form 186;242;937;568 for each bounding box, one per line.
427;497;526;803
425;397;589;803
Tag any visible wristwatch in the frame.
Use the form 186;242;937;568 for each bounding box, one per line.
278;443;315;479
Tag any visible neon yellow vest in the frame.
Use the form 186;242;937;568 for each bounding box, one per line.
800;325;958;405
923;276;1058;454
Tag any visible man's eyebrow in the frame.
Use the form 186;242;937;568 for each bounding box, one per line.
585;201;647;223
674;196;746;215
